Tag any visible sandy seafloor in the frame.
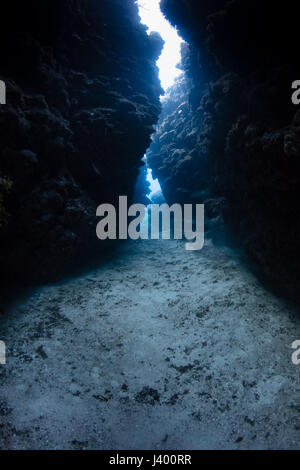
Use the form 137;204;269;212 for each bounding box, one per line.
0;237;299;449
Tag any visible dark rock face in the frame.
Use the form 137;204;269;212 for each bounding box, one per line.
148;0;300;296
0;0;163;284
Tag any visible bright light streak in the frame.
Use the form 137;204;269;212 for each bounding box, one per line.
147;168;162;197
137;0;184;91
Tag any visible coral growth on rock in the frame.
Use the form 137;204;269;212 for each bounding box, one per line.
149;0;300;296
0;0;163;284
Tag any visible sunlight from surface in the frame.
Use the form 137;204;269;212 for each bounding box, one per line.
137;0;184;91
147;168;162;197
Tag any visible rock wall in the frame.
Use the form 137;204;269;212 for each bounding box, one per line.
0;0;163;284
148;0;300;297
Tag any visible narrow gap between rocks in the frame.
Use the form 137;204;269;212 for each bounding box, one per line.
137;0;185;204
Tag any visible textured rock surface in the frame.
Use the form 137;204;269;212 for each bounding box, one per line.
0;0;163;284
148;0;300;297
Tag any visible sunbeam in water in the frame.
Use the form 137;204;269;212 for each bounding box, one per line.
137;0;184;91
146;168;162;199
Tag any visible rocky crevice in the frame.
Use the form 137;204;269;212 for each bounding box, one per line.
0;0;163;285
148;0;300;297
